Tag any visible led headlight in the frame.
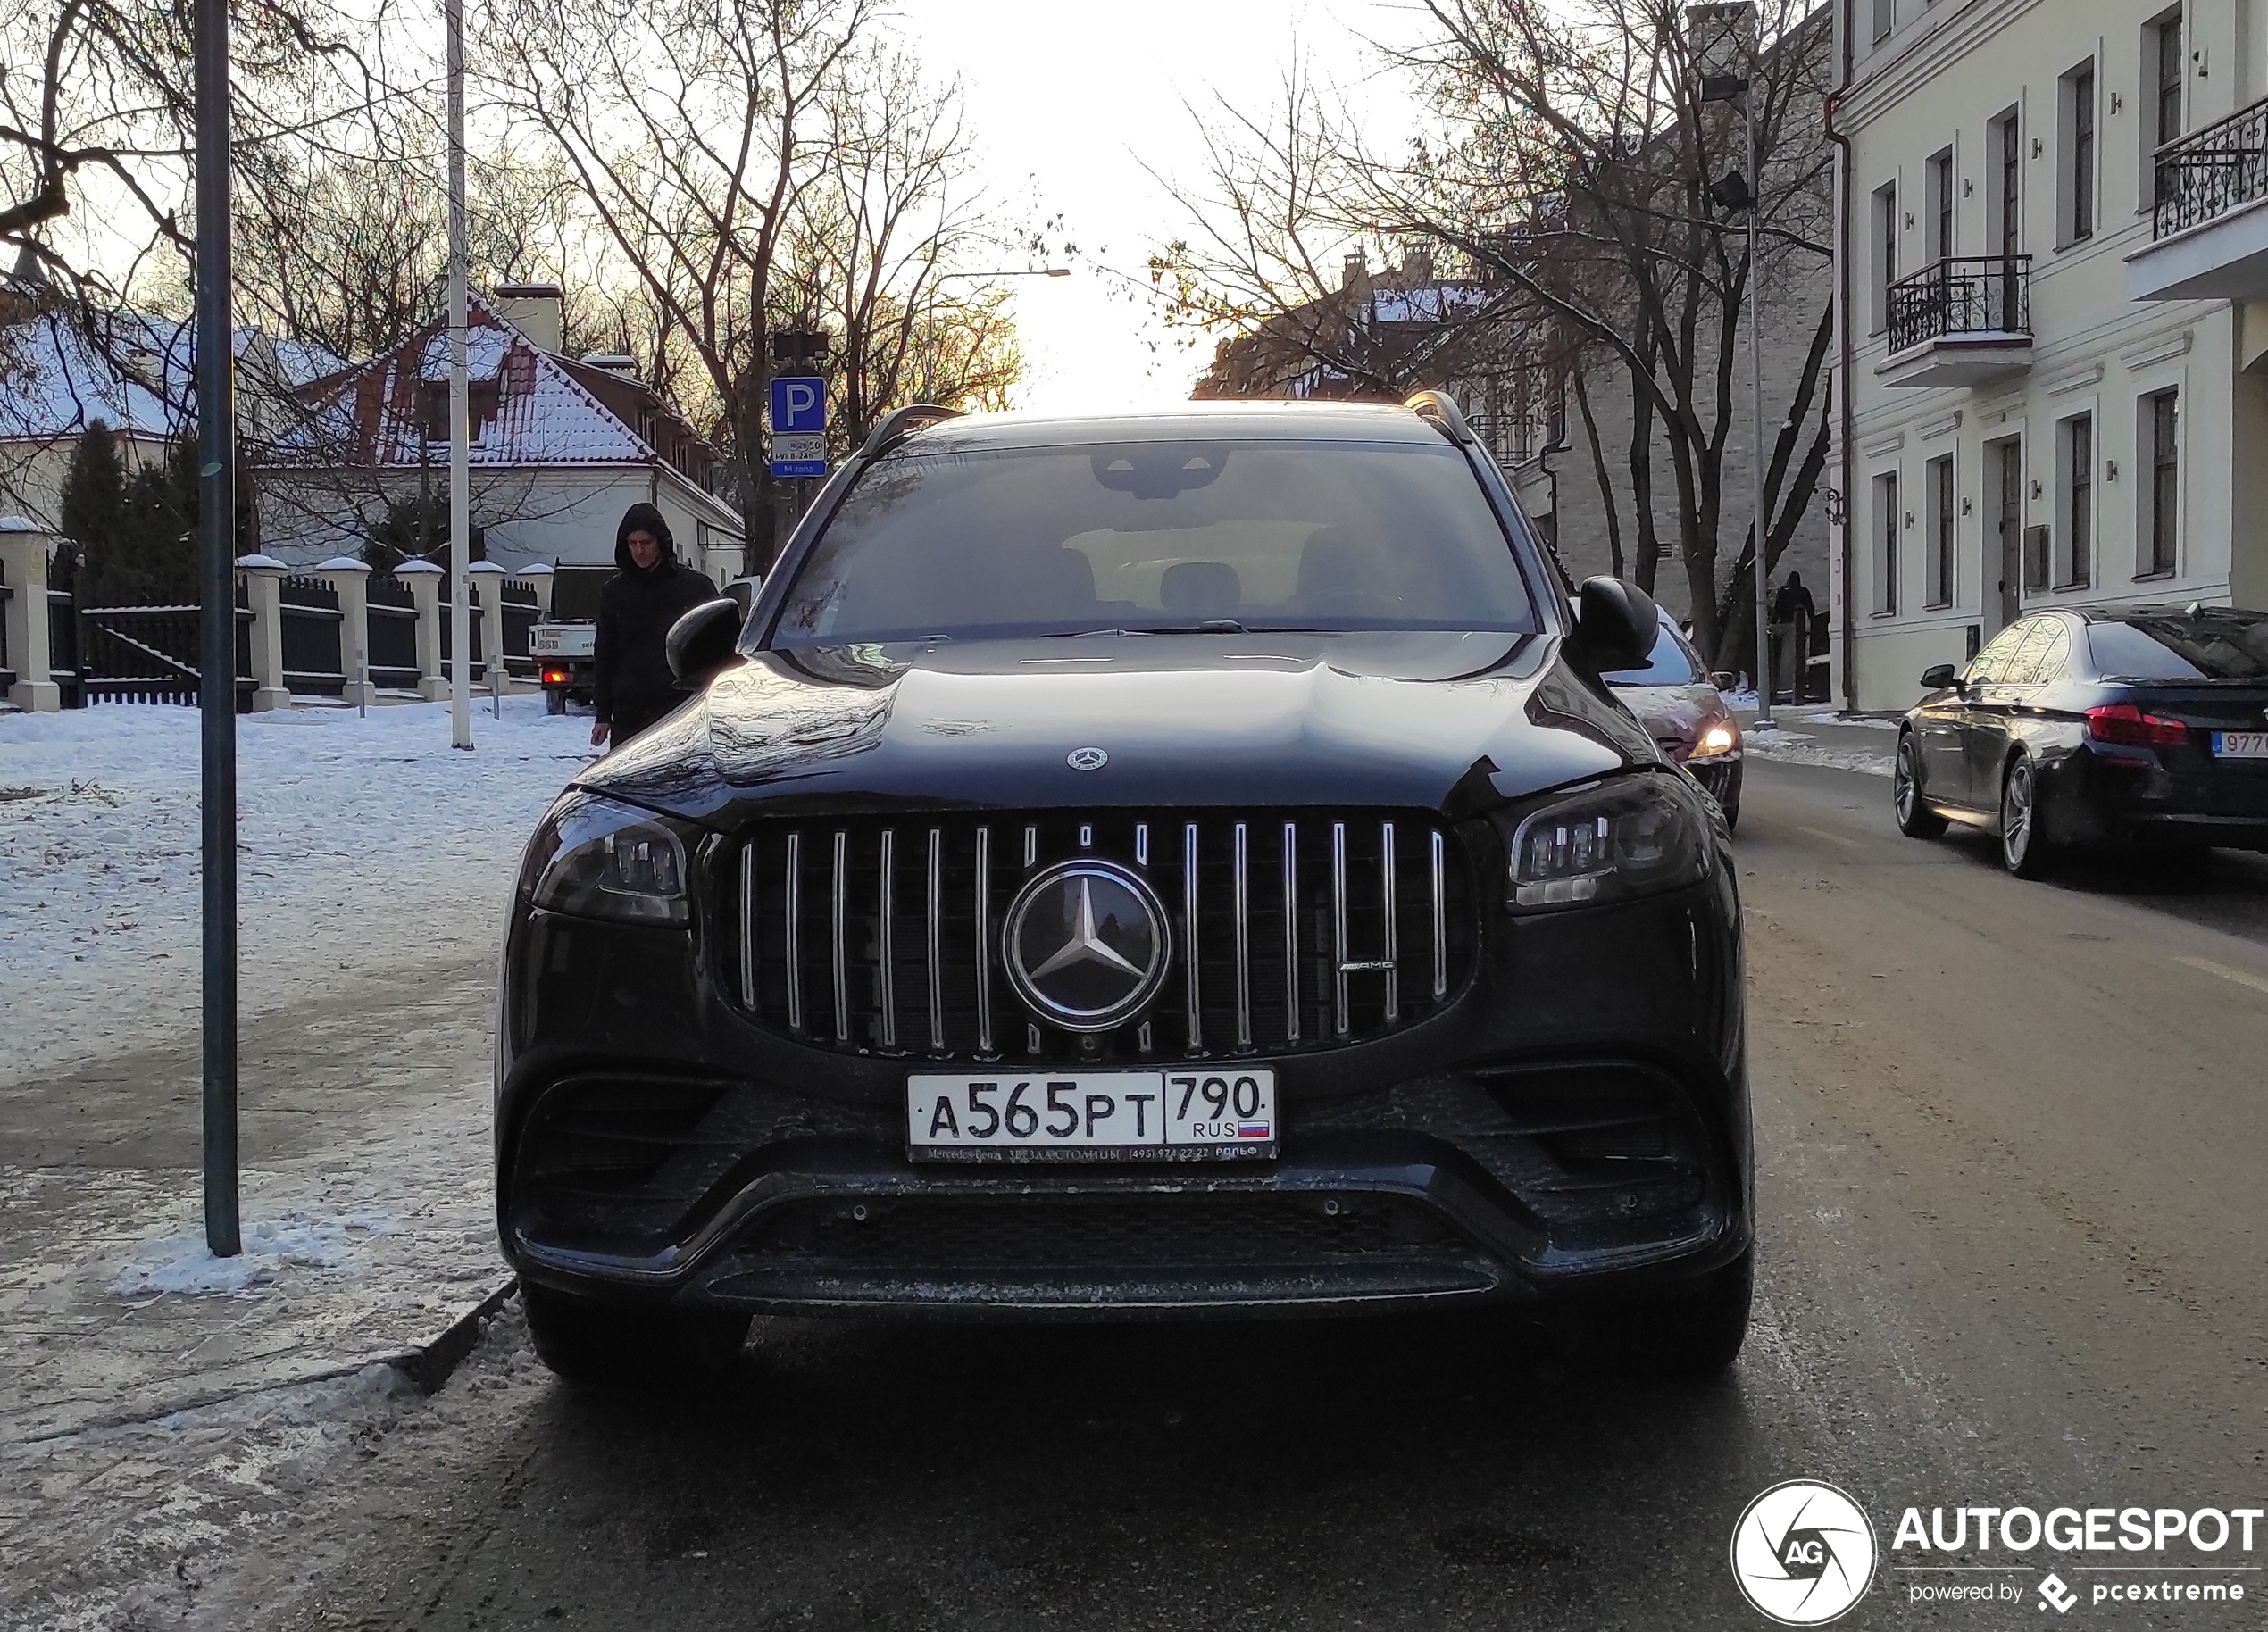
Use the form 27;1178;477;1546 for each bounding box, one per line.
1689;720;1740;761
1503;775;1710;911
519;791;695;926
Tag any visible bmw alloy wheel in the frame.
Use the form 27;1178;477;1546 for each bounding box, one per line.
2000;756;2049;877
1894;734;1947;838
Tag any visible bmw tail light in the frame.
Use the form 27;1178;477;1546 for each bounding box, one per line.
2086;704;2189;747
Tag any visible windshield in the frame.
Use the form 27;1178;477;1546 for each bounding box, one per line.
767;437;1540;646
2086;613;2268;680
1603;620;1704;686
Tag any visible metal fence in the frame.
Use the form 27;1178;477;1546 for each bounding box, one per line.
367;573;420;690
74;593;254;708
438;586;485;685
48;587;80;708
1886;256;2032;354
499;577;539;679
280;574;346;697
2153;93;2268;239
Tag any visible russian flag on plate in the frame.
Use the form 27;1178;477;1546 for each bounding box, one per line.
1237;1122;1272;1139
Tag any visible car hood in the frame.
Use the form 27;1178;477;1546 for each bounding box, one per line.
579;630;1661;828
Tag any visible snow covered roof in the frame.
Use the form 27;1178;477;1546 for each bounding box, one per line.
0;312;346;444
279;294;689;471
0;312;179;442
1368;282;1491;326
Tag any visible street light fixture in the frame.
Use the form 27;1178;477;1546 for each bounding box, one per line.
921;267;1071;403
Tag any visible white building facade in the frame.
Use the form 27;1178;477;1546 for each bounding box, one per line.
1835;0;2268;712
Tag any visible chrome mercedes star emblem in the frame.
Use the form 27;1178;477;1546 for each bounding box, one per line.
1002;860;1170;1031
1066;746;1108;771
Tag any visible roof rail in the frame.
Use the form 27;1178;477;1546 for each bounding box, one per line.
858;403;966;460
1404;389;1480;449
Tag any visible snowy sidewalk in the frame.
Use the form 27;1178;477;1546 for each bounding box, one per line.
1734;703;1898;778
0;698;588;1447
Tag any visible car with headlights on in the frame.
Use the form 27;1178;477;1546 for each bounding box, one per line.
1602;617;1743;831
1894;604;2268;875
496;396;1752;1386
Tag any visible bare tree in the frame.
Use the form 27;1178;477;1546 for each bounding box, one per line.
477;0;882;562
1157;0;1835;666
777;46;1022;449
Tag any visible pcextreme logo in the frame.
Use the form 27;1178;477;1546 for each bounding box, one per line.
1730;1480;1880;1626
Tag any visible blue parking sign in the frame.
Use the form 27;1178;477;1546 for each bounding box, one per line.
771;376;826;434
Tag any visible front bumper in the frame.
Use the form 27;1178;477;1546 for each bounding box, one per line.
496;870;1750;1320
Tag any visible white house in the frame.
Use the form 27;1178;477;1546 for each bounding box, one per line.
1833;0;2268;712
258;285;744;581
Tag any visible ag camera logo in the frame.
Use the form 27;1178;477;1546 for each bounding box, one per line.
1730;1480;1880;1625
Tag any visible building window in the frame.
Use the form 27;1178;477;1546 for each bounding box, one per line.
1872;0;1893;45
1872;181;1898;335
1876;470;1901;615
2061;413;2093;588
1927;454;1955;608
1994;109;2022;261
2155;11;2184;150
2146;388;2180;577
2062;62;2097;245
1928;149;1955;261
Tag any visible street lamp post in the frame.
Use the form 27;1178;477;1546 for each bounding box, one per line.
1694;3;1773;728
446;0;471;752
921;268;1070;404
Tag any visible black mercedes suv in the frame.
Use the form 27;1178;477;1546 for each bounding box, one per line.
496;396;1752;1383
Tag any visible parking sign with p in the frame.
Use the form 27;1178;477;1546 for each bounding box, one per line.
770;375;828;477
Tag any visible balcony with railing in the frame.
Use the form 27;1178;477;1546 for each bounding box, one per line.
1876;257;2033;387
2130;94;2268;301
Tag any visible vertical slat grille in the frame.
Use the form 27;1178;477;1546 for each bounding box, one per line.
733;811;1470;1061
925;828;944;1053
877;829;897;1049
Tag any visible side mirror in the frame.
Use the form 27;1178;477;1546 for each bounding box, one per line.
1920;662;1959;691
666;597;745;687
722;575;763;618
1709;670;1737;692
1569;576;1660;670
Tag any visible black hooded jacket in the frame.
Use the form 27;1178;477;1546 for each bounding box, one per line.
592;502;715;727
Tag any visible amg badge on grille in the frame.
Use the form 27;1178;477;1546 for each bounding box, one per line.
1002;861;1171;1031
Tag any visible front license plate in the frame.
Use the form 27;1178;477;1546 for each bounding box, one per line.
2211;730;2268;759
907;1070;1278;1162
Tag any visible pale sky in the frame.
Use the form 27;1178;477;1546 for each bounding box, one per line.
892;0;1418;413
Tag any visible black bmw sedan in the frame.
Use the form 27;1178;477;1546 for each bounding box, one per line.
496;397;1752;1386
1894;605;2268;875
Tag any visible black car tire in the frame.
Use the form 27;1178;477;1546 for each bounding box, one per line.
1558;1250;1753;1378
545;688;566;716
521;1284;751;1387
1999;754;2055;878
1893;732;1947;839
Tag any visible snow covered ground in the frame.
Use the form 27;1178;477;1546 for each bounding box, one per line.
0;696;594;1081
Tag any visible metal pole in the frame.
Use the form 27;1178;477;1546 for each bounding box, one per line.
446;0;472;752
1747;66;1774;729
193;0;239;1256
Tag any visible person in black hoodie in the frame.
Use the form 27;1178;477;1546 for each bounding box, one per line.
589;502;715;748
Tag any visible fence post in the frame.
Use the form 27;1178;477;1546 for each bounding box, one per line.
313;556;373;708
467;560;510;694
235;554;292;712
0;518;62;712
396;558;446;700
518;559;554;618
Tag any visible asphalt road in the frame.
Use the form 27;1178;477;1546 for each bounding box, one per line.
260;755;2268;1632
